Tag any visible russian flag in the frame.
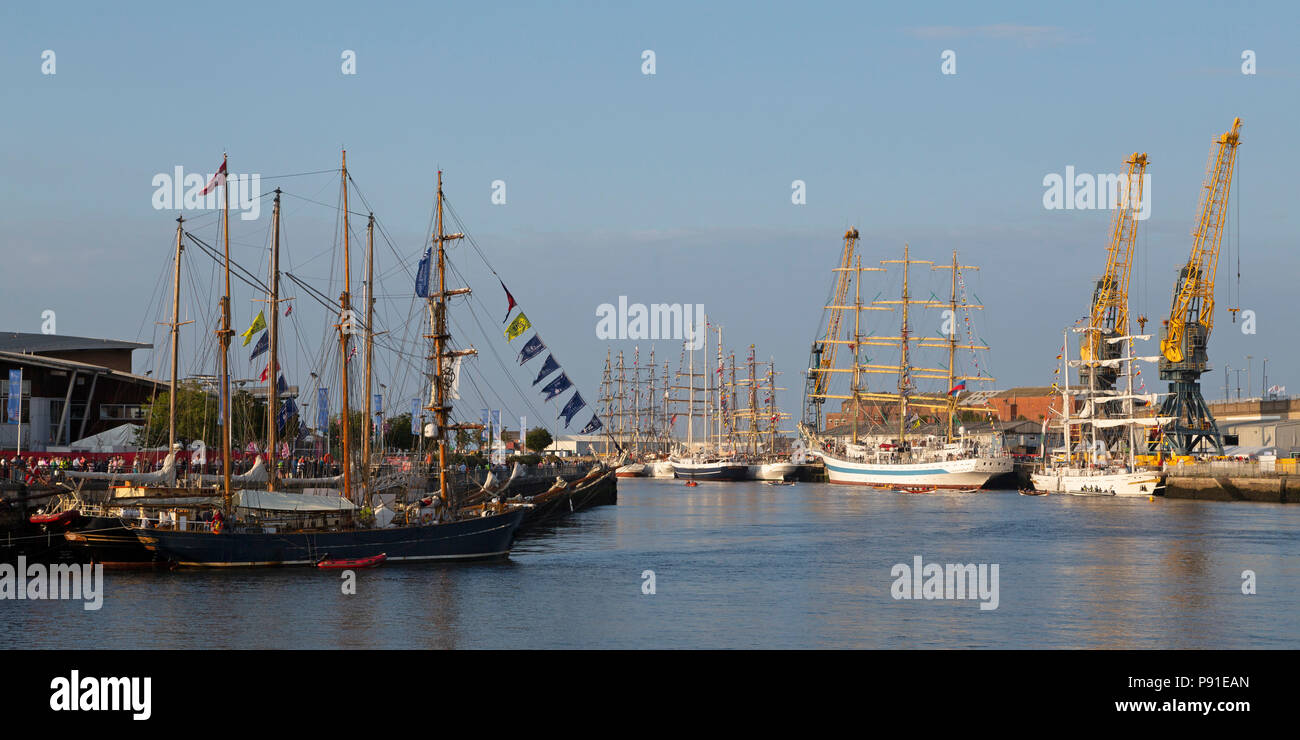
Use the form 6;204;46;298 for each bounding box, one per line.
948;382;966;396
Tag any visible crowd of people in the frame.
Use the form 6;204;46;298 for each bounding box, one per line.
2;451;578;487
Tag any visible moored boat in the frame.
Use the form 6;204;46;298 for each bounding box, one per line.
670;457;747;481
317;552;387;569
799;240;1011;490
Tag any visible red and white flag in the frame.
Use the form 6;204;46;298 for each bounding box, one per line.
200;159;228;195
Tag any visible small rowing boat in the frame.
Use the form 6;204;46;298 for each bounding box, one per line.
315;553;387;570
1018;488;1048;496
892;485;935;494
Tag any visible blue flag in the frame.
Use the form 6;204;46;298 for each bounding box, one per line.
6;369;19;424
411;399;420;435
317;387;328;429
518;334;545;365
480;408;490;446
532;354;560;386
559;392;586;428
276;375;289;394
540;372;572;402
277;398;298;432
580;415;602;434
415;247;432;297
249;332;269;360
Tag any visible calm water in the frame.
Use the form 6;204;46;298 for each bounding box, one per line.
5;479;1298;649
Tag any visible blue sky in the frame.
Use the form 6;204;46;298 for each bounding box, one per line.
2;1;1296;434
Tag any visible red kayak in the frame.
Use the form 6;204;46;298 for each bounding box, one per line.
30;510;79;526
315;553;387;570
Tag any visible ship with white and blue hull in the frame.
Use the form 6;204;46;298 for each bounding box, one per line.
813;447;1011;488
670;457;747;481
800;240;1008;490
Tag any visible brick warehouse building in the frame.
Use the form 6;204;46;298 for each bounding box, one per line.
824;386;1068;428
0;332;164;452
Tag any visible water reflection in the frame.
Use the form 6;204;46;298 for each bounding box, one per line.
3;479;1297;648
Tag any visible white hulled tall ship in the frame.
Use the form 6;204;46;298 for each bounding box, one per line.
1030;151;1168;496
1031;329;1167;496
799;234;1011;490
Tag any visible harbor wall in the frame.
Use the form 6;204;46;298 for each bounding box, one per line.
1164;475;1293;503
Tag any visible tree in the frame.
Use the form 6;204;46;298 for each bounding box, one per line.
525;426;553;454
385;412;416;451
136;382;270;450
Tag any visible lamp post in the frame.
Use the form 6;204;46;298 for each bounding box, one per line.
1246;355;1253;399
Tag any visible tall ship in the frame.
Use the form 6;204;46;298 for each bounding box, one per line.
728;346;799;481
799;231;1011;490
1031;329;1167;496
668;318;746;480
66;157;528;566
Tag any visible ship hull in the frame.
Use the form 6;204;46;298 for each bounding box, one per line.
1030;470;1164;497
615;463;647;478
647;461;675;478
670;460;746;481
132;508;526;567
815;451;1012;489
745;462;798;481
63;516;165;569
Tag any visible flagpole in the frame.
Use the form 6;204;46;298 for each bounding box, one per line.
219;153;233;513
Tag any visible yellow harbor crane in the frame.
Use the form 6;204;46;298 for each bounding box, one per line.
1079;152;1149;395
1156;117;1242;455
801;228;859;431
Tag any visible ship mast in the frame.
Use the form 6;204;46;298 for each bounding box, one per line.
218;153;234;513
851;254;863;445
362;211;375;504
167;214;190;463
931;250;985;441
337;151;354;504
266;189;281;491
425;171;471;514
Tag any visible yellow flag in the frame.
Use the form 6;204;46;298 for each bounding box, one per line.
242;311;267;346
504;313;531;342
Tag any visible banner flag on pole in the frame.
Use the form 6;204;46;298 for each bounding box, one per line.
480;408;490;447
7;369;21;424
532;355;560;385
415;247;432;297
411;399;421;435
518;335;545;365
580;415;602;434
540;372;573;402
500;280;518;322
520;416;526;446
559;393;586;428
241;311;267;346
316;387;329;430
